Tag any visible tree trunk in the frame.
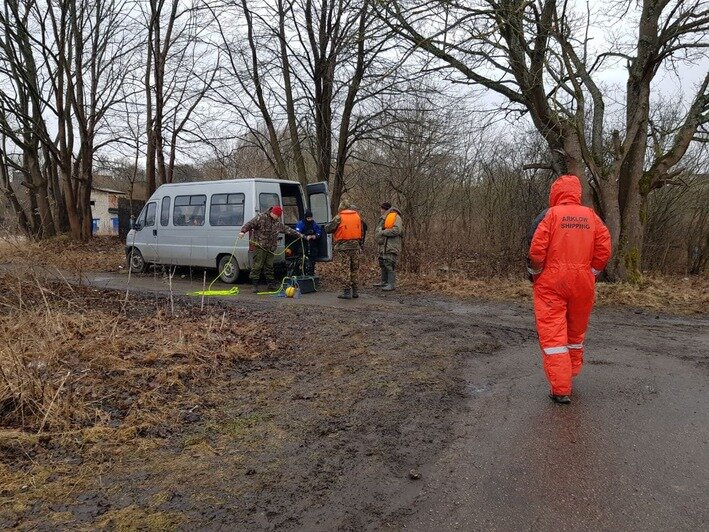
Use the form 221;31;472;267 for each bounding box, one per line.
313;72;334;184
77;140;95;241
1;186;32;236
26;152;56;238
605;0;659;282
331;1;368;213
595;175;622;280
278;0;308;185
145;12;156;196
63;174;82;241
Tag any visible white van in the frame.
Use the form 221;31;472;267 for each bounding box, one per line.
125;179;332;283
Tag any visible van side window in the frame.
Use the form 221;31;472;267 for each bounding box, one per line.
309;193;328;223
160;197;170;226
145;202;157;227
210;193;245;226
174;195;206;226
259;193;280;213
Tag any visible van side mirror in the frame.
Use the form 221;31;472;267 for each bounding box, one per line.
133;221;143;231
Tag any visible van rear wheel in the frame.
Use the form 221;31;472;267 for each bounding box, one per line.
128;248;146;273
218;255;239;284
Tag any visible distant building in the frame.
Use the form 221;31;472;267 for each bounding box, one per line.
91;187;125;236
0;164;148;235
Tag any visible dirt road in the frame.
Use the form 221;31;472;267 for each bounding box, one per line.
2;269;707;530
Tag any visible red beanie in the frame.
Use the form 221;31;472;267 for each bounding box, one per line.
271;206;283;217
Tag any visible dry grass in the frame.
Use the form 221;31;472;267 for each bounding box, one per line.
2;234;705;315
0;233;125;273
594;274;708;314
320;261;709;315
0;273;278;434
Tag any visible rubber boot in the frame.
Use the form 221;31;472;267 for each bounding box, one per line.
266;281;276;292
251;281;260;293
372;267;387;287
549;394;571;404
337;288;352;300
352;284;359;299
381;270;396;291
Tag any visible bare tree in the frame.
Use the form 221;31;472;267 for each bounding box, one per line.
380;0;709;281
0;0;62;237
62;0;137;239
142;0;218;195
0;0;137;240
209;0;412;209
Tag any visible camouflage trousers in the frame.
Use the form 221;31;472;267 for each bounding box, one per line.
336;248;360;290
378;252;398;272
250;247;275;281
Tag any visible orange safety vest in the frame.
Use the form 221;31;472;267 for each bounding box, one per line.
334;210;363;241
384;211;398;229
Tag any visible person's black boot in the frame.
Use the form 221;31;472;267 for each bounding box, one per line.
382;271;396;291
549;394;571;404
251;281;260;293
352;285;359;299
337;288;352;299
266;281;277;292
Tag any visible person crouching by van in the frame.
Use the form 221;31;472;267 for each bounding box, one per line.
325;198;363;299
374;202;403;291
239;206;302;293
295;210;321;276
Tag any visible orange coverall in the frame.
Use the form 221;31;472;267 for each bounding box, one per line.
528;175;612;396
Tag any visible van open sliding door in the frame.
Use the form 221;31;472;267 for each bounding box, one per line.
254;181;285;262
306;182;332;261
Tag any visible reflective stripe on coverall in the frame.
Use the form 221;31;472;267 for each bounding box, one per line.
529;175;611;396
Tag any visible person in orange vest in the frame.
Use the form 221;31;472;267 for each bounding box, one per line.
374;202;403;291
324;198;364;299
528;174;611;404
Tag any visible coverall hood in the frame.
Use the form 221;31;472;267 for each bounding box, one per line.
549;174;582;207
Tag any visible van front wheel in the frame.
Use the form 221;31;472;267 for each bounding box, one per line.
128;248;146;273
218;255;239;284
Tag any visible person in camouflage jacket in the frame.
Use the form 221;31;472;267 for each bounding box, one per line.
325;198;364;299
239;206;302;292
374;202;403;291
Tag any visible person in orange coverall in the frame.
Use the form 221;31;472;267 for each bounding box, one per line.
528;174;612;404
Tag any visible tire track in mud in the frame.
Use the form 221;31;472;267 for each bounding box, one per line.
219;297;535;530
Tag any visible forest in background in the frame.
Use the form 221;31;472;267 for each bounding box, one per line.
1;0;707;279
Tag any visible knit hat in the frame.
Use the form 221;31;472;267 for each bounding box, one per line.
304;210;313;218
271;206;283;217
380;202;392;210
